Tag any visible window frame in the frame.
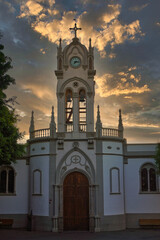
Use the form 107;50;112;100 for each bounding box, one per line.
139;163;159;194
0;166;16;196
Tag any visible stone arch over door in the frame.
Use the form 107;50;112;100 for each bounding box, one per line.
52;148;99;232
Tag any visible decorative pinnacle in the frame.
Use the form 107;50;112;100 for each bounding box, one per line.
59;38;62;47
89;38;91;48
118;109;123;129
69;21;82;38
29;111;35;132
50;106;56;137
31;111;34;123
51;106;55;123
97;105;101;123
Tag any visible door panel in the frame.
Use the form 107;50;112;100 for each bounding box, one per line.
63;172;89;231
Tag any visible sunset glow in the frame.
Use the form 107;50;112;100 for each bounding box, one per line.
1;0;160;143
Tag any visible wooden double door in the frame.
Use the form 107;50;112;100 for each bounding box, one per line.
63;172;89;231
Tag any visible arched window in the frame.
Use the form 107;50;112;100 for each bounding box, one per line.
65;89;73;132
33;169;42;195
0;166;15;194
140;164;157;192
79;89;86;132
110;167;120;194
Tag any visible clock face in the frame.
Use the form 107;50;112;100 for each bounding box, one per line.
70;57;81;68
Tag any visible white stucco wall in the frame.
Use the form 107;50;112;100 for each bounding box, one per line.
102;141;123;155
30;142;50;155
127;144;156;152
102;141;124;215
0;160;29;214
125;158;160;213
30;156;50;216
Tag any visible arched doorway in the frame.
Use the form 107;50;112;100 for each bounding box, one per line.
63;171;89;231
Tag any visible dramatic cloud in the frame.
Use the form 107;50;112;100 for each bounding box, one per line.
129;3;149;12
1;0;160;143
18;1;143;57
96;67;150;98
21;83;54;100
156;22;160;27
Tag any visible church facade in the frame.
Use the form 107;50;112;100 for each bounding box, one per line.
0;25;160;232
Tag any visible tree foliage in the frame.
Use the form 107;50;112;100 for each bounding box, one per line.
155;143;160;175
0;38;25;165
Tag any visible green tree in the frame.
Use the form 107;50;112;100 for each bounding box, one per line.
0;38;25;165
155;143;160;175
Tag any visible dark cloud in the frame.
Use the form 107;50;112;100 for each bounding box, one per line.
0;0;160;143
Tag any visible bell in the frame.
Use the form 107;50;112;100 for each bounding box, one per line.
67;95;71;102
80;95;85;102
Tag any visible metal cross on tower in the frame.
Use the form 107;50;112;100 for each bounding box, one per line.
69;22;82;38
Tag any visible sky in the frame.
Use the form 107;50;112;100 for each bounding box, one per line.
0;0;160;143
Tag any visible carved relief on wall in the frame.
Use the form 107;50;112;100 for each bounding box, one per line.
60;154;92;178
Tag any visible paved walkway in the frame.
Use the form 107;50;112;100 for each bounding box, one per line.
1;229;160;240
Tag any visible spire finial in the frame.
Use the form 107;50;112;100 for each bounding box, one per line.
89;38;91;48
50;106;56;138
59;38;62;47
30;111;34;125
51;106;55;123
69;20;82;38
97;105;101;123
118;109;124;138
29;111;35;139
96;105;102;137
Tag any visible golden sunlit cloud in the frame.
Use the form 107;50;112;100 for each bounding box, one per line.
128;66;137;71
95;73;150;97
124;122;160;129
18;1;143;57
129;3;149;12
15;109;26;118
40;48;46;54
21;83;54;101
31;103;56;118
156;22;160;27
108;53;116;59
124;96;132;99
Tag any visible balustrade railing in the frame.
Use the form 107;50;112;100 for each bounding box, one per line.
31;128;50;138
30;126;122;139
79;124;86;132
66;124;73;132
102;128;120;137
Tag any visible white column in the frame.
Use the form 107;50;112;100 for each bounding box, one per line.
87;94;94;132
58;95;65;132
52;185;59;232
95;184;100;232
73;93;79;132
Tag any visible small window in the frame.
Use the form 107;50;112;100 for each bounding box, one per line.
110;167;120;194
140;164;157;192
0;167;15;194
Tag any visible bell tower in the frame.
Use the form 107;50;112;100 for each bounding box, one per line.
55;23;96;137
